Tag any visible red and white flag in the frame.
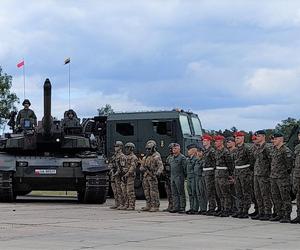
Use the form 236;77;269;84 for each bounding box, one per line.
17;60;24;68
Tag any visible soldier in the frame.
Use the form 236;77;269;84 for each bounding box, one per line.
186;144;199;214
226;137;238;214
122;142;138;210
111;141;127;210
232;131;254;219
16;99;37;129
195;146;208;214
163;143;175;212
169;143;187;213
62;109;80;127
291;130;300;223
140;140;164;212
251;130;273;221
269;132;293;223
214;135;234;217
202;134;217;216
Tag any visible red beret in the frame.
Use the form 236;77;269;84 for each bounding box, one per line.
234;131;245;137
202;134;213;141
214;135;225;141
252;135;257;141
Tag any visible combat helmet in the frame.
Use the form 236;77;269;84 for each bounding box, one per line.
114;141;124;147
22;99;31;106
125;142;135;154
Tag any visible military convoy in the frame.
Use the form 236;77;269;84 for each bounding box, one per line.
0;79;109;203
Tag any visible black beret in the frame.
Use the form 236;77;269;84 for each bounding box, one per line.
254;130;266;136
187;144;197;150
272;131;284;138
225;137;235;143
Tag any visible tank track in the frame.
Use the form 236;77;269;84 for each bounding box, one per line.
78;172;108;204
0;172;15;202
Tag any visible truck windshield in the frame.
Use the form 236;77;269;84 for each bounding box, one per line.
179;115;192;135
191;116;203;136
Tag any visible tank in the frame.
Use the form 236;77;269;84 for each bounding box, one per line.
0;78;109;203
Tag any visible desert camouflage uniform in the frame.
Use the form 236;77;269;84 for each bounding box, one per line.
113;151;127;208
270;144;293;218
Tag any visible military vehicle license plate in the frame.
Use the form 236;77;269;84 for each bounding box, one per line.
35;169;57;175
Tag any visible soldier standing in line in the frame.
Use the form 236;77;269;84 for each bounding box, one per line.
140;140;164;212
195;146;208;214
186;144;199;214
214;135;234;217
269;132;294;223
251;130;273;221
169;143;187;214
291;130;300;223
110;141;127;209
232;131;255;219
162;143;175;212
226;137;238;214
108;155;119;209
122;142;138;210
202;134;217;216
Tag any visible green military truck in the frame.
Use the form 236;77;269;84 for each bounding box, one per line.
83;109;203;198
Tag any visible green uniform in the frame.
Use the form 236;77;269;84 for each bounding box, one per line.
293;144;300;220
169;153;187;211
194;158;207;212
186;156;198;212
164;154;174;210
16;108;37;127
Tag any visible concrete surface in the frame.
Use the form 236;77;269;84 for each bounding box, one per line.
0;197;299;250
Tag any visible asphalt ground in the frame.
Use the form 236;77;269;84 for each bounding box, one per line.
0;197;300;250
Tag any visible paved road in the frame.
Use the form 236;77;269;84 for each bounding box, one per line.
0;197;299;250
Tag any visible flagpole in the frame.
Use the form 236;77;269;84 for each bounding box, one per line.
23;58;25;99
68;61;71;109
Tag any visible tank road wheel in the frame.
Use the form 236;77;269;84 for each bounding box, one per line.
78;173;109;204
0;172;15;202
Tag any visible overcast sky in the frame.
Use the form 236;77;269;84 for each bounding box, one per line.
1;0;300;131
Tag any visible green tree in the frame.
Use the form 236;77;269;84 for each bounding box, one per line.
275;117;300;138
0;67;19;129
97;104;114;116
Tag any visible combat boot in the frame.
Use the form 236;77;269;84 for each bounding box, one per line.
213;210;222;217
249;209;258;217
149;207;159;212
259;214;271;221
291;216;300;224
177;209;186;214
169;209;179;213
198;210;207;215
269;215;282;222
251;213;263;220
280;214;291;223
140;205;150;211
110;205;118;209
219;211;230;217
205;210;215;216
126;206;135;211
238;212;249;219
117;205;126;210
231;211;241;218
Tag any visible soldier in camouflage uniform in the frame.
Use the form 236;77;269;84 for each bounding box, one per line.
169;143;187;213
251;130;273;221
195;146;207;214
291;130;300;223
202;134;217;216
111;141;127;210
269;132;294;223
140;140;164;212
226;137;238;214
163;143;175;212
16;99;37;129
232;131;255;219
214;135;234;217
122;142;138;210
186;144;199;214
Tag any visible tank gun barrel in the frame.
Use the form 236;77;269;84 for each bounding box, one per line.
43;78;53;136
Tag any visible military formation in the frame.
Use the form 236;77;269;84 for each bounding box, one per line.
109;129;300;225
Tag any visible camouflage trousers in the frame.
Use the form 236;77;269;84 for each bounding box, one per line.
115;176;125;207
121;176;136;208
215;177;231;211
195;175;207;211
204;175;217;211
254;176;272;215
271;177;292;216
164;176;173;210
142;175;160;208
293;177;300;215
171;176;186;211
230;183;238;211
235;173;252;213
187;177;198;211
111;180;119;207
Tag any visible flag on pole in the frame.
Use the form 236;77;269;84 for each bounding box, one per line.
64;58;70;64
17;60;25;68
